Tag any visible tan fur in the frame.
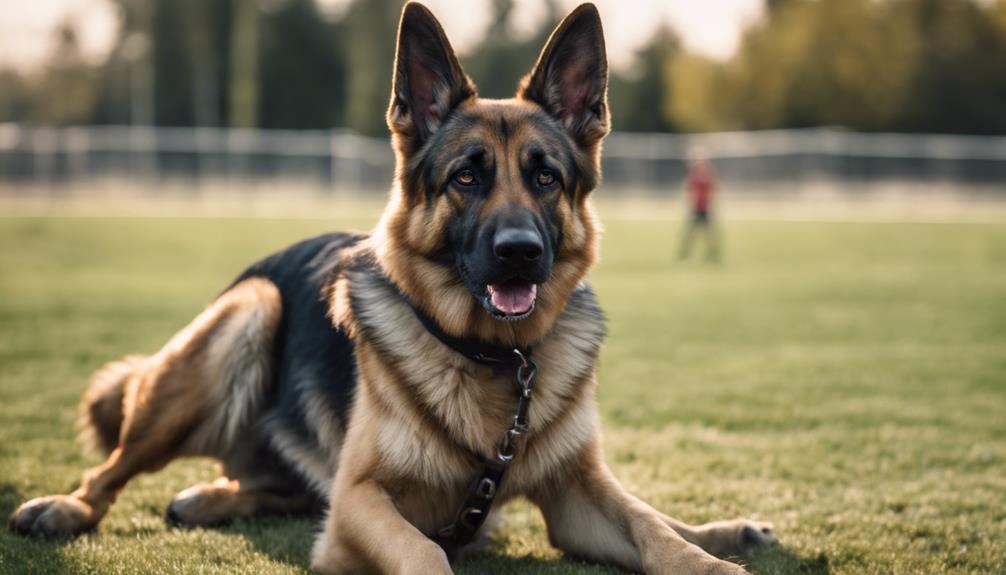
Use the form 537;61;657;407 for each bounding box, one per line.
532;440;751;575
314;253;771;574
372;106;601;349
10;278;287;536
77;355;144;455
166;477;313;527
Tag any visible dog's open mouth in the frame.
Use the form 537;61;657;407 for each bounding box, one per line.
485;281;537;320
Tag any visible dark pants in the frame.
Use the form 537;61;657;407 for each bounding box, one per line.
677;210;719;261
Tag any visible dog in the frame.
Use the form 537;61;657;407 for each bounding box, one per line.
9;3;777;573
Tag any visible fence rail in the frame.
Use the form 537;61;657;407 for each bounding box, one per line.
1;124;1004;192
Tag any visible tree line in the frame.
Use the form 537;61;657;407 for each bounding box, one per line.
1;0;1005;135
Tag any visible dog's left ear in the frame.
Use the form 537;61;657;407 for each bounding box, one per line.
387;2;476;147
519;3;609;146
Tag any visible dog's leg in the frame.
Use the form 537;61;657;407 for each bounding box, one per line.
533;439;750;575
165;477;314;527
166;434;315;527
311;479;453;575
9;278;282;537
659;514;777;560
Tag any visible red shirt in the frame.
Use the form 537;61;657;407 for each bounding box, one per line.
687;167;715;213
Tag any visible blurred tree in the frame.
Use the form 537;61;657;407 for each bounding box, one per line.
765;0;799;16
995;0;1006;31
462;0;561;99
6;0;1006;135
609;25;678;132
229;0;260;128
179;0;225;127
258;0;346;129
0;70;31;123
779;0;918;130
27;20;100;125
895;0;1006;134
667;0;1006;134
91;0;155;125
339;0;399;135
145;0;203;125
95;0;345;130
665;52;732;132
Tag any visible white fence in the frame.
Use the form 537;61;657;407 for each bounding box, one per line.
1;124;1004;193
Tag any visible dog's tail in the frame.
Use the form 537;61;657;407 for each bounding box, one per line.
77;356;147;456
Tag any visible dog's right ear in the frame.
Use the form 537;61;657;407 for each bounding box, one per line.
519;3;608;147
387;2;476;148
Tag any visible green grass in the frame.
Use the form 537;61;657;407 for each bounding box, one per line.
1;213;1004;574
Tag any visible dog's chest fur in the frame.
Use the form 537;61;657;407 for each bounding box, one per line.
335;257;605;526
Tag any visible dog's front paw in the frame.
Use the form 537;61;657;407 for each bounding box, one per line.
738;519;777;548
699;518;777;558
705;560;751;575
8;495;96;537
670;548;751;575
165;481;243;527
709;560;751;575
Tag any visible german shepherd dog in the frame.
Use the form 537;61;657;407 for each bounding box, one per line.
10;3;776;573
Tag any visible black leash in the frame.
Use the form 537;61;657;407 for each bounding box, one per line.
404;299;538;559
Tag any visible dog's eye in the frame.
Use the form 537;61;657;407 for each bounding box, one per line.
537;170;556;187
454;170;477;186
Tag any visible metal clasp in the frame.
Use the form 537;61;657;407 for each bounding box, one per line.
496;428;522;461
512;349;537;398
494;349;538;463
513;348;530;368
474;477;496;499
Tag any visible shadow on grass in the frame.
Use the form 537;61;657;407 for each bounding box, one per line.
456;544;832;575
457;553;624;574
0;485;831;575
221;515;619;574
1;484;317;574
213;513;626;574
0;483;24;519
220;513;834;575
743;544;831;575
204;514;314;571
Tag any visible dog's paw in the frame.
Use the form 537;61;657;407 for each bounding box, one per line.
670;549;752;575
8;495;95;537
165;482;240;527
699;518;777;558
738;519;777;548
705;560;751;575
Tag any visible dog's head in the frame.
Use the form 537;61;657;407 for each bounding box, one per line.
374;2;608;344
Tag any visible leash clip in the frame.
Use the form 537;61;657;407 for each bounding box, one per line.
513;348;530;368
495;349;537;462
513;349;537;398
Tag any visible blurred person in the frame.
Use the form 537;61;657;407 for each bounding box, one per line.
677;147;720;261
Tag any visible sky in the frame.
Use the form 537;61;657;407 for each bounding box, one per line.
0;0;764;72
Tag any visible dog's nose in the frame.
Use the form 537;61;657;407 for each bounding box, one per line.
493;228;543;266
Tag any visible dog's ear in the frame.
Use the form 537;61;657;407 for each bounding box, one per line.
387;2;476;146
519;3;609;146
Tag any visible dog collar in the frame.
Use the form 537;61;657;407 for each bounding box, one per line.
404;297;532;370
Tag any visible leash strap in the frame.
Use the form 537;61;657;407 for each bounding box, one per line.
399;293;537;557
433;350;538;560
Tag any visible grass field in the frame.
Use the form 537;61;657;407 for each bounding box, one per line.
1;211;1004;574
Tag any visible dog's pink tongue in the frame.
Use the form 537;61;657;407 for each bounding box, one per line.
488;283;537;315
